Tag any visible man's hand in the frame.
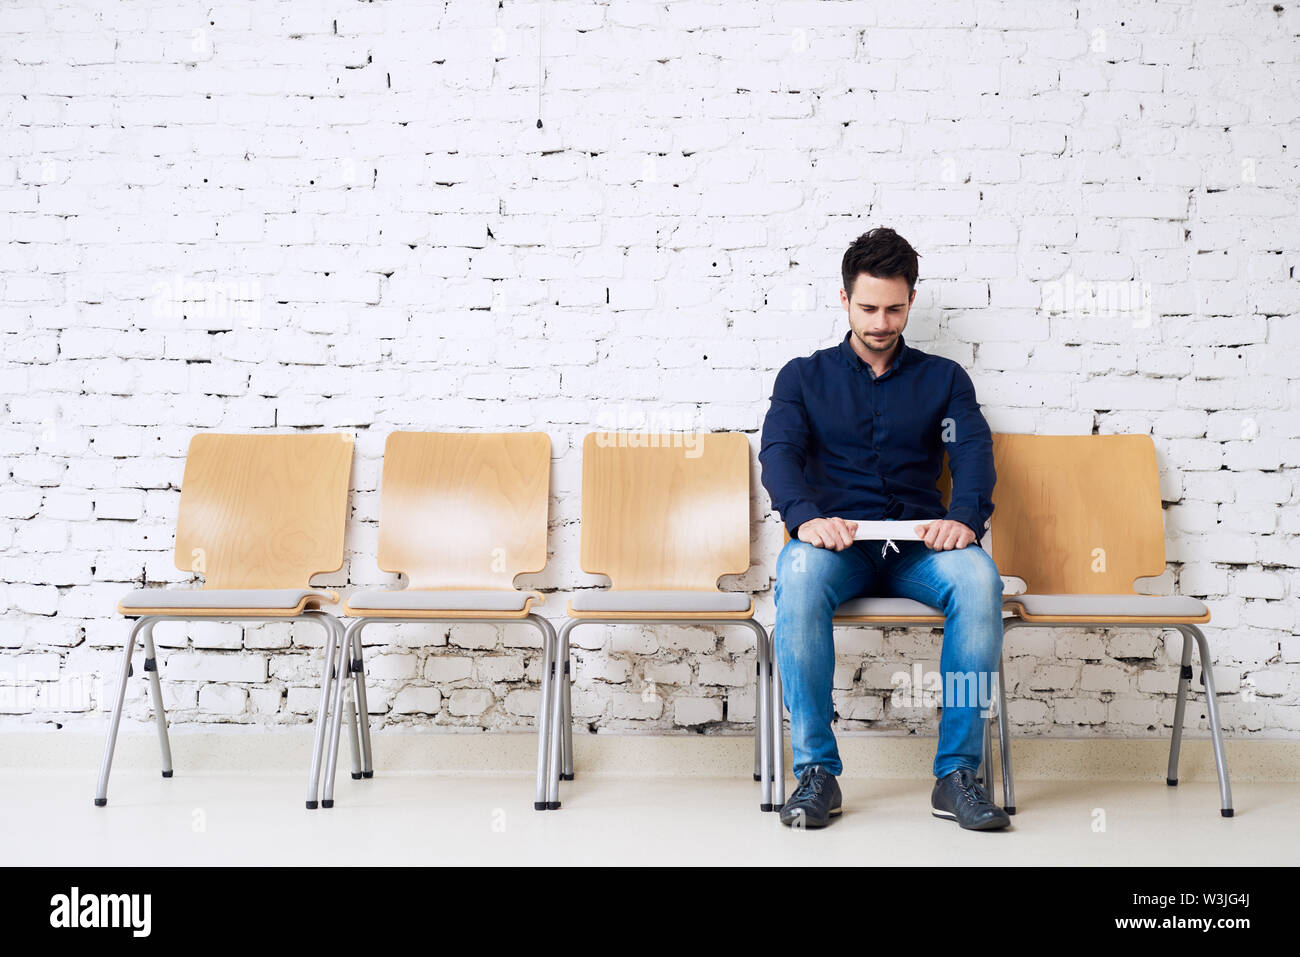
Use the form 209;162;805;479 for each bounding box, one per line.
914;519;976;550
797;517;859;551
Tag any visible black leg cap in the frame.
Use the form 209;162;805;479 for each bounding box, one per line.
306;801;317;810
534;801;547;811
362;770;374;779
321;799;334;809
546;800;560;810
561;772;574;781
1167;777;1178;786
351;772;362;780
760;803;773;812
94;798;107;807
754;773;761;781
161;770;173;778
1222;808;1234;818
1005;806;1016;815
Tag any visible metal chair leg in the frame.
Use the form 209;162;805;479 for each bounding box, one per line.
1167;627;1194;786
753;658;763;782
743;618;773;811
529;613;556;810
770;645;786;809
94;616;155;807
980;707;994;787
326;633;365;806
561;656;574;781
305;612;342;809
546;619;575;808
1180;625;1234;817
344;697;361;780
760;620;774;811
756;629;766;786
996;657;1015;813
139;619;173;778
321;616;353;808
348;620;373;777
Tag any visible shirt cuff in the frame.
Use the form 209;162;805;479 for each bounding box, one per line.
781;502;823;539
942;507;985;537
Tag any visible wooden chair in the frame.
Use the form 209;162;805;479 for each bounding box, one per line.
772;461;1015;813
100;432;355;809
991;433;1233;816
325;431;556;809
547;432;777;810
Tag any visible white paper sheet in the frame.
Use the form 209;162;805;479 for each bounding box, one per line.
848;520;934;541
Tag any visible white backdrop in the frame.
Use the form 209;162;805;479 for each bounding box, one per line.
1;0;1296;739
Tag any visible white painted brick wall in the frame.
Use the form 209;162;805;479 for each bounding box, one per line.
1;0;1297;745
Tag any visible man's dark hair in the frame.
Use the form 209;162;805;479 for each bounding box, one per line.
841;227;921;296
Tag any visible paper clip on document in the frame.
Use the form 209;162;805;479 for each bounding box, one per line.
849;520;931;558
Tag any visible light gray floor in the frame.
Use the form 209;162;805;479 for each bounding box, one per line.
5;770;1293;866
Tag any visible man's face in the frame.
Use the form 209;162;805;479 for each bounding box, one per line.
841;273;914;356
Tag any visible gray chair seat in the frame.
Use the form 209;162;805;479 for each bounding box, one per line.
1010;594;1208;618
835;596;944;618
119;588;333;611
346;589;532;612
569;590;751;614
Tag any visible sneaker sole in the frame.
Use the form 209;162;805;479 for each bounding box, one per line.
931;809;1010;830
780;806;843;829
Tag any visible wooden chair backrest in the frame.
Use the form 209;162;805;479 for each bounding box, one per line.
990;433;1166;595
581;432;751;591
174;432;354;590
377;431;550;589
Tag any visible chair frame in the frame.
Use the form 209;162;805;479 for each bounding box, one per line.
546;615;780;810
95;610;353;809
96;432;356;809
999;617;1232;816
990;433;1234;817
320;612;558;809
549;431;778;810
320;430;556;809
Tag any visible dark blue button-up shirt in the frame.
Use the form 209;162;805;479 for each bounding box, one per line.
759;332;995;539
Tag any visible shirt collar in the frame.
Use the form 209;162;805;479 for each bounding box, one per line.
839;330;909;377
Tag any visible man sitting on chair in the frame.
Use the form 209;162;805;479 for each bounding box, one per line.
760;227;1009;831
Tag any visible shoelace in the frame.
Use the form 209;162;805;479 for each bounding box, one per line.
954;770;990;807
794;768;825;802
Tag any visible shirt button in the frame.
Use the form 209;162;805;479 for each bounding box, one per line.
874;410;881;416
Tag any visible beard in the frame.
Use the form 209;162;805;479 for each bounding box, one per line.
856;330;898;352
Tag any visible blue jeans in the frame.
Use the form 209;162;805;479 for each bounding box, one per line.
773;537;1004;779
